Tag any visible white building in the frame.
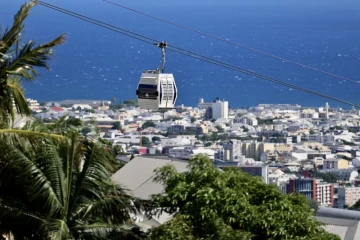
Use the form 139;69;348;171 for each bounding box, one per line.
309;132;335;145
233;114;258;126
338;187;360;209
257;104;301;111
168;146;214;160
72;104;92;110
301;109;319;119
212;98;228;120
316;183;334;207
27;98;42;113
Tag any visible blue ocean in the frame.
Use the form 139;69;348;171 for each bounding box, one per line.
1;0;360;108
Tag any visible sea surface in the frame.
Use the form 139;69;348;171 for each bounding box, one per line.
1;0;360;108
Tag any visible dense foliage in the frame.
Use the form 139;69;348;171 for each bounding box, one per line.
0;130;137;239
314;172;338;183
147;155;340;240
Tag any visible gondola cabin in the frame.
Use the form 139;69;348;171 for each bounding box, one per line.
136;70;177;110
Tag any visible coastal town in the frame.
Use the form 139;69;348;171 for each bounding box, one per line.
27;96;360;210
3;0;360;239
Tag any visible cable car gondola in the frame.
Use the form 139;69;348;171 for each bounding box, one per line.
136;42;177;110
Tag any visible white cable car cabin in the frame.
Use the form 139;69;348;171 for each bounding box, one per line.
136;70;177;110
136;41;178;110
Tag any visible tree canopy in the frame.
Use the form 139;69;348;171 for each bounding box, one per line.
147;155;339;240
142;121;156;129
314;172;338;183
112;121;122;130
152;136;161;142
141;136;151;146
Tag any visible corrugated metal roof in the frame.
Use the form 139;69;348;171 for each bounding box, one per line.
112;156;188;199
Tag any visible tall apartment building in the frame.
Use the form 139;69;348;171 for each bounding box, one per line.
338;187;360;209
212;97;228;120
286;178;334;206
241;142;274;161
316;183;334;207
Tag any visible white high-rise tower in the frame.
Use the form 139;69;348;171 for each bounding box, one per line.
325;102;329;120
212;97;229;119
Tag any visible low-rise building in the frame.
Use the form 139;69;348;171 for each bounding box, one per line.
338;187;360;209
168;147;214;160
309;132;335;145
323;158;349;170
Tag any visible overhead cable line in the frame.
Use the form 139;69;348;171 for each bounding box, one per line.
38;1;158;46
103;0;360;85
38;1;360;108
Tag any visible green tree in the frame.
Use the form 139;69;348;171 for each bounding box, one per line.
315;172;338;183
147;155;339;240
241;126;249;132
0;131;137;239
142;121;155;129
152;136;161;143
110;97;117;105
112;121;122;130
141;136;151;146
215;125;224;133
109;103;124;110
309;128;315;134
349;199;360;211
122;99;138;107
0;1;64;126
81;126;92;135
190;117;196;123
113;144;125;156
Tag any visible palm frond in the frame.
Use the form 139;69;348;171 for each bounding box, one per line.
0;140;63;217
0;129;66;141
0;0;36;56
0;83;16;125
22;119;49;132
7;76;31;118
72;223;135;239
6;34;65;81
73;185;134;224
35;140;67;209
40;219;70;240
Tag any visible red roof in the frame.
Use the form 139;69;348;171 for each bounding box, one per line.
51;107;64;112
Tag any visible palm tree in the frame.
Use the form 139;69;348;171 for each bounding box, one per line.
0;131;138;239
0;0;65;126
